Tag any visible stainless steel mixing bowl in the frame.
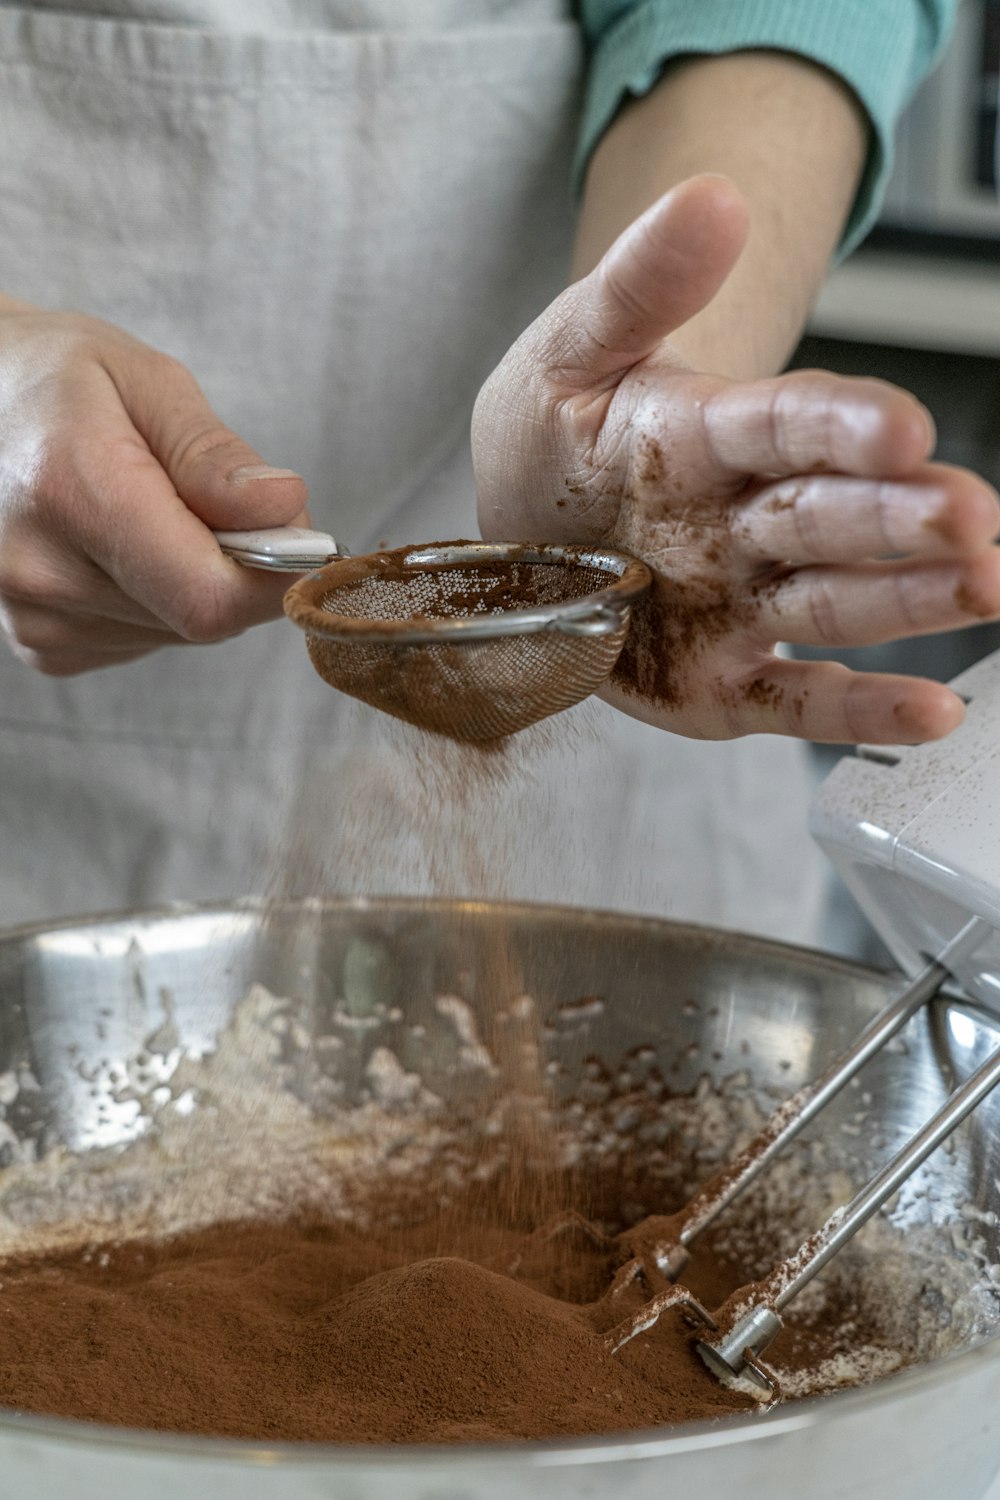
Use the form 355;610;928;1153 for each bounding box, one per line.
0;897;998;1500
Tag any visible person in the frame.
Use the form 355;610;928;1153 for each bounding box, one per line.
0;0;994;942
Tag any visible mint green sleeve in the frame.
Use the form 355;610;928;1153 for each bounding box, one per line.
577;0;960;256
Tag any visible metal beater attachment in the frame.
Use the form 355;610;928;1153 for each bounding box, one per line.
564;919;1000;1391
216;529;651;742
696;994;1000;1391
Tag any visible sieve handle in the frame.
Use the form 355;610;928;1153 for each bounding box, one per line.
214;527;343;572
555;602;631;637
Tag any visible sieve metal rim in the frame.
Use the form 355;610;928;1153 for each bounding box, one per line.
282;541;652;646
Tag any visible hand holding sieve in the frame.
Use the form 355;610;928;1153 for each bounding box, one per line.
215;526;652;743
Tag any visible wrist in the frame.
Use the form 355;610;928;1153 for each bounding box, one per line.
573;51;867;380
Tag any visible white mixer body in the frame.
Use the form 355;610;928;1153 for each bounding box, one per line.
812;646;1000;1013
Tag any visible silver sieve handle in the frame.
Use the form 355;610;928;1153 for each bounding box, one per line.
554;602;633;637
215;526;343;572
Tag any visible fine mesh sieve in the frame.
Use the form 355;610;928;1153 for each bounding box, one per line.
215;530;651;742
273;540;650;743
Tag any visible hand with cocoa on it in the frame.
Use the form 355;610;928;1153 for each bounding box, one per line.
473;174;1000;745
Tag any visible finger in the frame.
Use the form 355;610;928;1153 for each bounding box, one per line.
69;428;299;640
538;175;749;388
734;464;1000;565
0;536;188;629
701;369;934;482
758;549;1000;648
103;350;310;530
7;635;164;677
723;658;965;744
2;599;179;659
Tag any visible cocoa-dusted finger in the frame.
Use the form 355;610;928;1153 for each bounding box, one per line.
701;371;934;482
715;658;966;745
756;550;1000;649
733;465;1000;567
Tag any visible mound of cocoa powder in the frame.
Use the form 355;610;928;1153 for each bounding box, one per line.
0;1174;904;1444
0;1208;754;1441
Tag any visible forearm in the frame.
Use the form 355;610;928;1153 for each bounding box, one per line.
572;50;868;379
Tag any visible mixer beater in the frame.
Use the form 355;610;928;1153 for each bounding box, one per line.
594;644;1000;1391
540;918;1000;1392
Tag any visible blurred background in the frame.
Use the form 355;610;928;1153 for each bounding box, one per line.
791;0;1000;959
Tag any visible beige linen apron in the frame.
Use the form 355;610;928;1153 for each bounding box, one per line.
0;0;825;943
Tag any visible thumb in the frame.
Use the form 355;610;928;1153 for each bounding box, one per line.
120;356;309;530
544;174;748;389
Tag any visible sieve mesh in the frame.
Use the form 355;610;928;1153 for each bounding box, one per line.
316;562;616;623
283;543;650;743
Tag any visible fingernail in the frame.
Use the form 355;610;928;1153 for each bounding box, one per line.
227;463;301;483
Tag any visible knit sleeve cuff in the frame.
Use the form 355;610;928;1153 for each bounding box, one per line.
577;0;954;258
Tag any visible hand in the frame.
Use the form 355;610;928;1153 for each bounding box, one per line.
0;301;309;675
473;176;1000;744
